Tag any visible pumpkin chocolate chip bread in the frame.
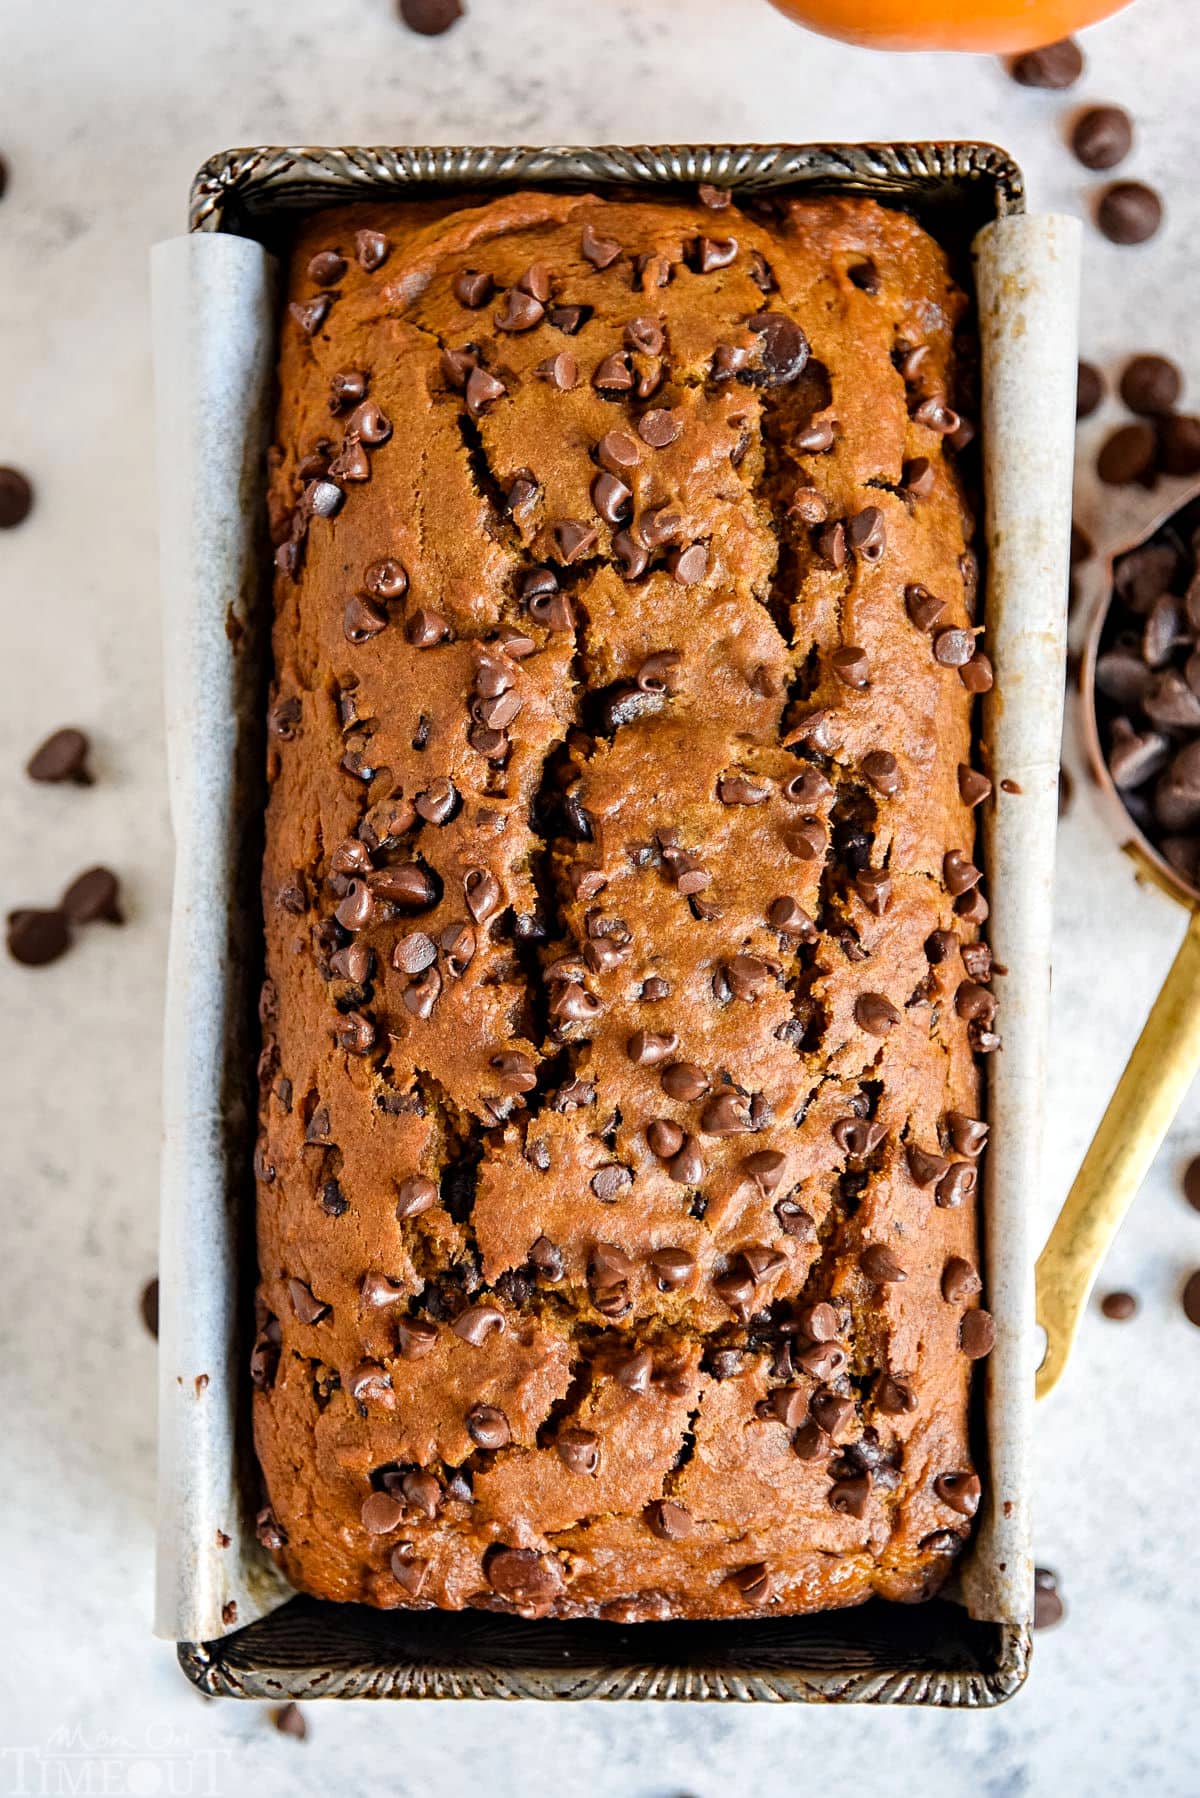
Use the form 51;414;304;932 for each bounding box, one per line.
252;187;996;1621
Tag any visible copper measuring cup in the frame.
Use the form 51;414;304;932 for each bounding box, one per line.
1036;483;1200;1399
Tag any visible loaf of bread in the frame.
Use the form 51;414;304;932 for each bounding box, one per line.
252;187;996;1622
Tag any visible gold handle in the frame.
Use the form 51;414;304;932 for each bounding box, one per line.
1036;907;1200;1400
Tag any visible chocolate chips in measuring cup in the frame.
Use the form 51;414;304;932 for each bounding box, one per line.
1095;494;1200;891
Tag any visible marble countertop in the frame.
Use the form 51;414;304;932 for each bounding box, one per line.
1;0;1197;1790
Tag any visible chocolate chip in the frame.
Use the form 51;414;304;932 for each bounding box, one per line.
647;1116;684;1156
290;295;331;337
905;583;945;632
1034;1566;1065;1630
814;521;846;567
654;1061;705;1104
828;1473;872;1518
1108;719;1170;789
496;288;545;332
1118;353;1182;420
548;304;589;334
945;1111;989;1157
452;1302;506;1345
26;727;92;785
846;506;885;563
902;456;935;498
344;594;389;643
958;765;992;807
638;1497;692;1543
485;1545;561;1604
700;1092;752;1136
667;1135;705;1185
1159;415;1200;477
638;408;682;450
831;646;869;688
907;1143;951;1188
6;908;69;966
557;1429;599;1474
580;222;621;270
65;869;127;927
746;312;809;387
649;1246;695;1291
396;1317;439;1360
308;249;346;287
1182;1269;1200;1328
465;366;506;416
395;1174;438;1220
1097;182;1163;245
934;1470;982;1517
768;895;816;941
140;1277;159;1339
627;1028;680;1067
0;466;34;528
467;1404;511;1450
590;1163;633;1202
1100;1289;1137;1320
941;1256;982;1304
1010;38;1083;87
860;1243;906;1284
1076;360;1104;420
536;351;577;390
329;369;367;412
398;0;463;31
854;993;900;1037
959;1308;995;1358
1072;105;1132;171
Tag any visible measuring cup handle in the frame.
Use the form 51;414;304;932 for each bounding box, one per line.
1036;907;1200;1400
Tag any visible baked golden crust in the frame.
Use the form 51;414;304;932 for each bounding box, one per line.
253;189;995;1621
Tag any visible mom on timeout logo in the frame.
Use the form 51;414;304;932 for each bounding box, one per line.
1;1726;231;1797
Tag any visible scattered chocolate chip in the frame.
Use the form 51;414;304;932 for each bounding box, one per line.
0;466;34;528
58;866;123;925
1159;415;1200;477
1100;1289;1137;1320
1010;38;1083;87
1072;105;1132;171
26;727;92;785
6;908;70;966
1034;1566;1065;1630
140;1277;159;1339
1119;353;1182;417
1076;361;1103;420
398;0;463;31
1097;182;1163;246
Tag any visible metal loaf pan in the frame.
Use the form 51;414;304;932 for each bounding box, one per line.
161;140;1072;1705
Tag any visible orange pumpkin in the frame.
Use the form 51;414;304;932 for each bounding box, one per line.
766;0;1130;53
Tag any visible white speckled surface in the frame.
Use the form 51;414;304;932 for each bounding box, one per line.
1;0;1198;1790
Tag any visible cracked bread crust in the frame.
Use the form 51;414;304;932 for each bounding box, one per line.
253;189;996;1622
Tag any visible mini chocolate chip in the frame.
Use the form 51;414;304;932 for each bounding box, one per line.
646;1499;693;1540
958;765;992;807
454;269;493;308
624;316;664;355
484;1544;563;1605
536;351;578;390
876;1376;917;1416
660;1061;708;1102
828;1473;872;1518
1097;181;1163;246
941;1257;982;1304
